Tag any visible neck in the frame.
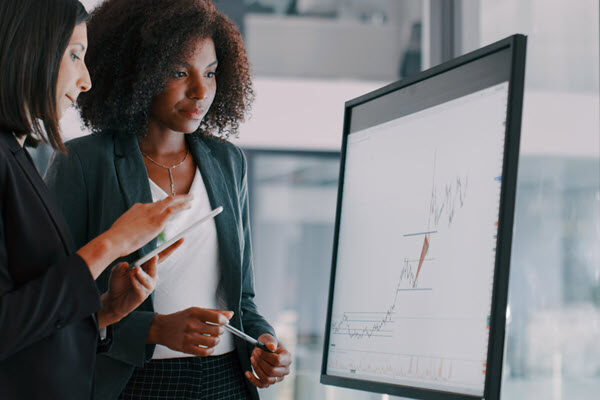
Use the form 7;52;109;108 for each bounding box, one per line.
139;122;187;156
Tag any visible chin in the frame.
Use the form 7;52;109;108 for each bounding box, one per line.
177;120;202;134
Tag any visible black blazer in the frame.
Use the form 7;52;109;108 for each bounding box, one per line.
0;131;104;399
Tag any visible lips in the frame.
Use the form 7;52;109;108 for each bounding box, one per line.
65;94;75;105
178;108;205;120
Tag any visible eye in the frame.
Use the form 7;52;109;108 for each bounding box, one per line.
207;71;216;78
174;71;187;78
70;53;81;61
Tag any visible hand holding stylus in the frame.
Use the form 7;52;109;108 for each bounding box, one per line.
245;334;292;388
147;308;233;357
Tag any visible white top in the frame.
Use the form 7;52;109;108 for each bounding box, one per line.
149;169;234;359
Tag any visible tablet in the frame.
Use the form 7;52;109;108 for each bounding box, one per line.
129;206;223;269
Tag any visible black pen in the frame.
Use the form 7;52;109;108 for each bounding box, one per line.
223;324;274;353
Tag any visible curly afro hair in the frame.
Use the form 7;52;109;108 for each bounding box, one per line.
78;0;253;139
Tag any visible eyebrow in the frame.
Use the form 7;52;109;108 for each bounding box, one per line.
178;60;218;68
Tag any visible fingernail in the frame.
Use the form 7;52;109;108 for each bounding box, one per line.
267;343;276;351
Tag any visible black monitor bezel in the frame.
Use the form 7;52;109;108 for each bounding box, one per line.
320;34;527;400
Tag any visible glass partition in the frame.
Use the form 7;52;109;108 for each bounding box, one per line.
466;1;599;399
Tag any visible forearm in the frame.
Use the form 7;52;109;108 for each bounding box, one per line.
241;301;275;339
0;254;101;361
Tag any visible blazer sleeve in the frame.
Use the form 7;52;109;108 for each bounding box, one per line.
0;158;102;361
45;146;156;368
237;149;276;340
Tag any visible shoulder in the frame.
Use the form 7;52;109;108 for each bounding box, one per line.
63;132;115;158
201;135;245;162
201;135;246;169
45;132;119;184
0;142;9;185
0;137;9;169
0;131;20;184
54;132;118;171
194;134;248;194
198;134;247;176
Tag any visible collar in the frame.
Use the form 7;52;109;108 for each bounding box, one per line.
0;130;25;154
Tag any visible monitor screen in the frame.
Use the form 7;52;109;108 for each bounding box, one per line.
322;35;526;400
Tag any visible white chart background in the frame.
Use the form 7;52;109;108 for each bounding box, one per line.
327;82;509;396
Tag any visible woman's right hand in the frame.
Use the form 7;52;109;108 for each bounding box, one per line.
147;308;233;357
107;195;193;258
77;194;192;279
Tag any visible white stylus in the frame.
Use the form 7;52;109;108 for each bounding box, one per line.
224;324;274;353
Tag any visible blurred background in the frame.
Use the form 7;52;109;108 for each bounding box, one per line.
33;1;599;399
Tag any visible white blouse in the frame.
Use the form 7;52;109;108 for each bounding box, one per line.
149;168;234;359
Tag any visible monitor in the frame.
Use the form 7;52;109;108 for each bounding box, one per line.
321;34;527;400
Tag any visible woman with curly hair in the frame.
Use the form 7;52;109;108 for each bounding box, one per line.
45;0;292;399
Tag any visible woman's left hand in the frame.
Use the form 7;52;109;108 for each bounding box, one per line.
245;334;292;388
98;257;158;329
98;238;184;329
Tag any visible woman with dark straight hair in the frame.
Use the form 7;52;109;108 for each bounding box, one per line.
0;1;192;398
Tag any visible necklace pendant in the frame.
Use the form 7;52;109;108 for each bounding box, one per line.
168;168;176;196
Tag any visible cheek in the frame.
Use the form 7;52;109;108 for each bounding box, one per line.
56;60;69;95
151;92;176;117
207;82;217;104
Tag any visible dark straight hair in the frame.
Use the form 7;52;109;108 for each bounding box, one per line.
0;0;88;152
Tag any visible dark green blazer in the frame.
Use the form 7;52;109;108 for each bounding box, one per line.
44;131;274;400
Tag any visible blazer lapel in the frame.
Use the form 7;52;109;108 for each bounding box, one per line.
113;133;156;257
187;135;242;310
5;137;76;254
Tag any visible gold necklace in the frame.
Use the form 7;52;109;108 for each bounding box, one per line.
141;149;189;196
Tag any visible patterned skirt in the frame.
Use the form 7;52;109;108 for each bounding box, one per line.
119;351;251;400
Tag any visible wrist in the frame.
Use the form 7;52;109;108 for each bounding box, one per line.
98;293;120;329
100;229;127;259
146;314;164;344
77;233;119;279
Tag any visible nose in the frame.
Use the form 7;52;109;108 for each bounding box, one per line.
78;62;92;92
186;74;207;101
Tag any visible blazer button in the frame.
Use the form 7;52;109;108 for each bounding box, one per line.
55;320;64;329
